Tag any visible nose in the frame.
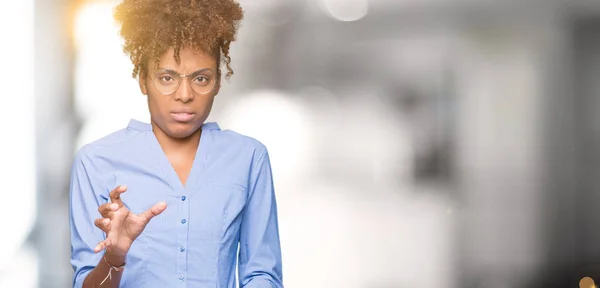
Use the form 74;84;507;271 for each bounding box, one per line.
175;77;193;103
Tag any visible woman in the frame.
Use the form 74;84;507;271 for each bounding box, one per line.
69;0;283;287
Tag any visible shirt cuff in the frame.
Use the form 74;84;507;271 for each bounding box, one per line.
73;268;93;288
243;277;280;288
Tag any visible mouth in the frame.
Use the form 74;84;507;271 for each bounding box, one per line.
170;112;196;122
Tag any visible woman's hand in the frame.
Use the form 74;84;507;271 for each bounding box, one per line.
93;185;167;257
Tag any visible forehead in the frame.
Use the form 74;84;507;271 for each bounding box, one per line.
155;47;218;73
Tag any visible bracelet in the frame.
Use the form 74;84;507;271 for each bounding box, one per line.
100;257;126;286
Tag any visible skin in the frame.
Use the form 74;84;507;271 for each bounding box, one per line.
141;46;220;186
83;47;220;287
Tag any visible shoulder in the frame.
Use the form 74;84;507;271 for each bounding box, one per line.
217;129;266;151
75;127;144;163
211;126;268;158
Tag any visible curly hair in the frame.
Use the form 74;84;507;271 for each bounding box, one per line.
114;0;243;79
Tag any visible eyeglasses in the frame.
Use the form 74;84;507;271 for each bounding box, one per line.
149;69;217;95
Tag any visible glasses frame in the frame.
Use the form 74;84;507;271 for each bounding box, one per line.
149;69;218;96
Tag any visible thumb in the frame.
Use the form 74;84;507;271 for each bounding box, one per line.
139;202;167;224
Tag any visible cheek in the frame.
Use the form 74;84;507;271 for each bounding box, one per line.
201;95;216;111
147;94;168;116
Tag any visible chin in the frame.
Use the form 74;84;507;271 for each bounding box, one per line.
165;122;201;139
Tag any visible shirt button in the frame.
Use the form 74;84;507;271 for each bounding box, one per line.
179;247;185;252
181;219;187;224
178;275;185;281
181;196;186;201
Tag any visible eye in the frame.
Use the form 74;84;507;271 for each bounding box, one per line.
194;76;208;83
159;75;174;82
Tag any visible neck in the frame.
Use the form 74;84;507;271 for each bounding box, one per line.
151;122;201;155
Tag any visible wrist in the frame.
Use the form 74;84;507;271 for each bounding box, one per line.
104;249;127;267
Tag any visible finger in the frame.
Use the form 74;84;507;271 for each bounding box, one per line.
139;202;167;224
98;203;119;217
109;185;127;207
93;238;112;253
93;241;104;253
94;218;111;232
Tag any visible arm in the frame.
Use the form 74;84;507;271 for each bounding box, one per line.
81;252;126;288
70;150;165;287
238;148;284;288
70;150;123;288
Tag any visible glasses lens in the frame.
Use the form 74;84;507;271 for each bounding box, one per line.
189;74;216;94
152;72;180;95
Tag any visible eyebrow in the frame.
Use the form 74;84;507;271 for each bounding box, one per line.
157;68;215;75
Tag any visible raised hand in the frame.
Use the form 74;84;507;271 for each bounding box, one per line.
93;185;167;257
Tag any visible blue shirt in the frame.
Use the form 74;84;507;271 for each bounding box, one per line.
69;119;283;288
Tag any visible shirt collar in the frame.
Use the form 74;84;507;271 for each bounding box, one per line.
127;119;221;131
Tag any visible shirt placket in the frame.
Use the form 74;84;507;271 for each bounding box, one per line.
176;187;190;286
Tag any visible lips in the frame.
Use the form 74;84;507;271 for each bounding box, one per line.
170;112;195;122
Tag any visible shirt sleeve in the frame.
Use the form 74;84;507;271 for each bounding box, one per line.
238;148;284;288
69;149;107;288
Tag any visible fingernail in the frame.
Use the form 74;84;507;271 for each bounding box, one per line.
120;185;127;190
111;203;118;210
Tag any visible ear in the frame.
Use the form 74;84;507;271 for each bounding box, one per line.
139;73;148;95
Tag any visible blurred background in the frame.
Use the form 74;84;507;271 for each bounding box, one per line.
2;0;600;287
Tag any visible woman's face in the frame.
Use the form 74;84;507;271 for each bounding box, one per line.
140;46;220;139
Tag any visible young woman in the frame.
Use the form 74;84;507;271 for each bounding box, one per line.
69;1;283;287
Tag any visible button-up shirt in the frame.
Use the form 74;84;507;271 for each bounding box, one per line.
70;119;283;287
